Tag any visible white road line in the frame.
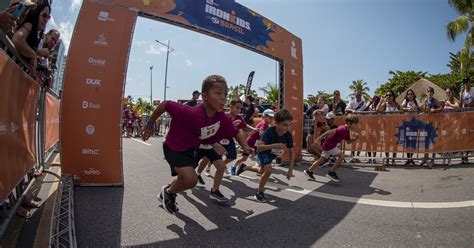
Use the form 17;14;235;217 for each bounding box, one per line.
131;138;151;146
237;175;474;209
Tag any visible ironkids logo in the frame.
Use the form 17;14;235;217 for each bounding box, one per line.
88;57;105;66
84;168;101;175
205;3;251;34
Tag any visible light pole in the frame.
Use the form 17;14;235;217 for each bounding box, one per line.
155;40;174;101
150;66;153;105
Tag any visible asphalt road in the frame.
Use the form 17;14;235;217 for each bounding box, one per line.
74;136;474;247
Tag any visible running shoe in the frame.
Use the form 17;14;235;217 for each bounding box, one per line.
159;185;178;214
254;192;266;203
237;163;247;176
326;171;340;182
209;189;229;203
303;170;315;180
204;169;211;177
197;174;205;185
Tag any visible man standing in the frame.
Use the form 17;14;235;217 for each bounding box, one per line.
329;90;346;115
244;95;259;125
185;90;200;106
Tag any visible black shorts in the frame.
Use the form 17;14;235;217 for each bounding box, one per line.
194;146;222;164
163;143;197;176
222;139;237;160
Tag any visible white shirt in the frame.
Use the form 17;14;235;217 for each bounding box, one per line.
462;88;474;106
401;98;422;109
346;99;366;111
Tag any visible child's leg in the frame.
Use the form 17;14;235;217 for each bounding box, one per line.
308;156;327;172
329;153;345;172
169;167;198;193
196;157;210;174
257;165;272;193
211;159;226;191
234;154;249;170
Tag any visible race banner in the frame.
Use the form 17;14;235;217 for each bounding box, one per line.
314;112;474;153
0;50;39;203
44;92;60;152
245;71;255;96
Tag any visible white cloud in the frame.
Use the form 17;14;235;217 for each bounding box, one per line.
185;59;193;66
136;41;147;47
70;0;82;12
145;44;167;55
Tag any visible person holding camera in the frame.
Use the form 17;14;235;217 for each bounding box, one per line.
460;78;474;108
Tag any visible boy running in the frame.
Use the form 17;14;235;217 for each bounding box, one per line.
237;109;295;203
304;114;359;182
141;75;252;214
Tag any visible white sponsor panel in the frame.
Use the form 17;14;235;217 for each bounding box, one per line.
98;11;115;22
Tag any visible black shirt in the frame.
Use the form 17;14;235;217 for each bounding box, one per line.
185;99;197;107
244;103;256;124
329;101;346;115
258;126;294;164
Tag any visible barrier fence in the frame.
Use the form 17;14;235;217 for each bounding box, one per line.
0;46;60;239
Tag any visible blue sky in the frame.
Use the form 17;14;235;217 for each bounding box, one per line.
49;0;465;102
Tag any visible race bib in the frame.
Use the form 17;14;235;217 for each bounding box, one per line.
219;139;230;145
200;121;220;140
271;149;284;156
199;144;213;150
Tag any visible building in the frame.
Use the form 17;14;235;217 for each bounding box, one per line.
50;39;66;94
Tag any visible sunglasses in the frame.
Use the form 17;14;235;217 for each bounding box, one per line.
40;13;51;20
407;93;413;95
386;94;393;97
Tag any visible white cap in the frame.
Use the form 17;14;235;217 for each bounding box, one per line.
325;112;336;120
263;109;275;117
10;0;37;8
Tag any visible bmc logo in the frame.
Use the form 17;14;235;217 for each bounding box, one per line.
86;78;101;86
88;57;106;66
84;168;101;175
82;149;99;155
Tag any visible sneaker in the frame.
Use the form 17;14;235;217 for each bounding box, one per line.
237;163;247;176
326;171;340;182
254;192;266;203
209;189;229;203
224;168;231;175
160;185;178;214
303;170;315;180
462;157;468;164
230;165;237;175
197;174;205;185
204;170;211;177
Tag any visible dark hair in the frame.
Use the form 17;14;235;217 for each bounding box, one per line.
333;90;340;95
404;89;417;101
345;113;359;125
201;75;227;94
246;95;254;102
274;109;293;123
230;99;242;106
18;3;51;51
386;89;396;99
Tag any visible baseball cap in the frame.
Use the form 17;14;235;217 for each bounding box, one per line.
325;112;336;120
192;90;200;95
10;0;37;8
263;109;275;117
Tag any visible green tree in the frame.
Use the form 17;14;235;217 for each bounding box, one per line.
259;82;279;104
228;83;257;102
348;79;371;101
446;0;473;78
305;91;332;105
375;70;427;95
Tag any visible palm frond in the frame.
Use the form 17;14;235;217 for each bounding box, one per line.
446;15;470;42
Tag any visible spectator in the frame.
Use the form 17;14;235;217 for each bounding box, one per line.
460;78;474;108
11;1;50;78
377;89;400;164
401;89;422;112
365;95;380;112
443;88;460;111
37;28;59;66
0;6;17;32
185;90;200;106
329;90;346;115
345;90;366;113
306;96;329;117
255;97;266;113
243;95;258;125
1;1;37;32
420;86;443;168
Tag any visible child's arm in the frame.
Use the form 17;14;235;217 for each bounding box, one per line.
286;147;295;180
246;124;259;132
315;128;336;144
141;102;167;141
346;132;359;144
234;131;254;155
256;141;286;152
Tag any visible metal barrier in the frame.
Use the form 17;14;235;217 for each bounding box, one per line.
0;33;61;240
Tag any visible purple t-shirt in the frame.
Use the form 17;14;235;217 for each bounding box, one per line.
218;114;247;145
322;124;351;151
247;120;269;148
164;101;238;151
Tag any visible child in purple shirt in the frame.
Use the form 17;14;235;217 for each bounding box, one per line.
304;114;359;182
142;75;252;214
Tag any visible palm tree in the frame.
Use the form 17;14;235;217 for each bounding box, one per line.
348;80;371;101
259;82;279;104
446;0;473;77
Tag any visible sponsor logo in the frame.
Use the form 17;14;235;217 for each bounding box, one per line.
291;69;296;76
361;130;366;136
396;117;437;149
291;96;298;101
88;57;106;66
206;0;219;6
86;125;95;135
82;149;99;155
291;107;297;111
205;3;251;34
461;128;467;135
11;122;19;134
82;101;101;109
292;83;297;90
98;11;115;22
291;40;297;59
84;168;101;175
86;78;102;86
0;122;6;135
94;33;108;46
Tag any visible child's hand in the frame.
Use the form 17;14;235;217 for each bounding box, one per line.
141;126;153;141
242;146;254;155
212;143;227;156
352;133;359;140
274;143;286;149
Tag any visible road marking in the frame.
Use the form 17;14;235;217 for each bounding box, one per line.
131;138;151;146
238;175;474;209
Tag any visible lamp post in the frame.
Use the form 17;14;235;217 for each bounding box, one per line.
155;40;174;101
150;66;153;105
